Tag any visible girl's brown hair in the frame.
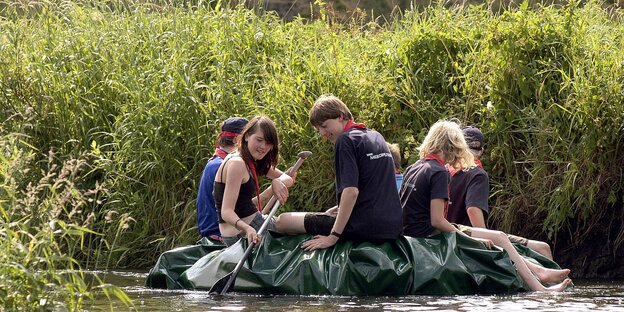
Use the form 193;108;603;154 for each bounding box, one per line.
238;116;280;176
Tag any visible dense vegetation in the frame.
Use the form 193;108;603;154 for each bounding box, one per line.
2;0;624;308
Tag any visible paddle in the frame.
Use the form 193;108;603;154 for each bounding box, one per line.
262;150;313;214
209;150;313;295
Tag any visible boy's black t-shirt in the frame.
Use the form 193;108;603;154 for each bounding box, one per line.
334;127;403;240
447;167;490;227
399;158;449;238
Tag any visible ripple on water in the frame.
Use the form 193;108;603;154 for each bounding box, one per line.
87;273;624;312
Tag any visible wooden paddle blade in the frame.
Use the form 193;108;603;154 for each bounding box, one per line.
208;271;235;294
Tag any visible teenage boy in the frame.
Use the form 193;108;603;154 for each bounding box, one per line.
447;126;554;260
276;95;403;250
197;117;248;241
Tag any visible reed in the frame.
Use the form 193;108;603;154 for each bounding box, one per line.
0;133;132;310
1;0;623;277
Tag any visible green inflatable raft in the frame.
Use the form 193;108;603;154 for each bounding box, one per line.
145;231;565;295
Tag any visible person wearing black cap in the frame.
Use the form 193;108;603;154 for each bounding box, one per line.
401;120;571;291
448;126;554;260
197;117;249;241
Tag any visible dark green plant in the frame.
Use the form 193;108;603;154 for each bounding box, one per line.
1;0;623;273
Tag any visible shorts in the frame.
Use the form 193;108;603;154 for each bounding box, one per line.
453;223;473;236
222;212;276;247
303;213;335;236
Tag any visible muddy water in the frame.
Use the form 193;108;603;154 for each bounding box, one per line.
89;271;624;311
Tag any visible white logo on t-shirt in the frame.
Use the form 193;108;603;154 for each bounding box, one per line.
367;152;392;160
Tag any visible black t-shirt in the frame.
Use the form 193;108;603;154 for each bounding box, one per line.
334;127;403;240
447;166;489;227
399;158;449;237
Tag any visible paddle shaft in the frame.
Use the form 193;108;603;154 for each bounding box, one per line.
211;150;312;294
217;199;281;295
261;155;308;214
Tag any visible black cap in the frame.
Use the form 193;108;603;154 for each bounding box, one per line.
221;117;249;134
463;126;484;151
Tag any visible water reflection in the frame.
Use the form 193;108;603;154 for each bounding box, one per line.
90;271;624;311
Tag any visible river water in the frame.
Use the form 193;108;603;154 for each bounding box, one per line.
88;271;624;311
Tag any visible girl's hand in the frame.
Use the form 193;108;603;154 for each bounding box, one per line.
473;237;494;249
243;226;261;245
271;179;289;204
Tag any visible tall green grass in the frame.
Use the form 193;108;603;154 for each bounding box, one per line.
0;134;132;310
1;0;623;277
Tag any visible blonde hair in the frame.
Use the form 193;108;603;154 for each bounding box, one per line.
418;120;475;169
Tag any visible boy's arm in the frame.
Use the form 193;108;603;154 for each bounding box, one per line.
302;187;358;251
467;207;487;228
330;187;358;236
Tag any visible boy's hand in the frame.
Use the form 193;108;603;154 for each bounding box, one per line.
301;234;339;251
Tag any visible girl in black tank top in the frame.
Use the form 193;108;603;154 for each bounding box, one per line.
215;116;294;246
214;154;260;223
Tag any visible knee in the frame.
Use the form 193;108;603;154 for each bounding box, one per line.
533;241;552;254
486;230;511;245
275;214;288;232
491;230;507;241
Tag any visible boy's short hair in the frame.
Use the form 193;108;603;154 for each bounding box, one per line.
386;142;401;170
309;95;353;127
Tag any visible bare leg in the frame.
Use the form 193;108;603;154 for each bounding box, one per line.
470;228;571;292
527;240;554;260
275;212;308;234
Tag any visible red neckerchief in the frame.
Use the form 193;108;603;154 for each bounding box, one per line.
246;160;262;211
424;152;449;218
343;120;367;131
213;147;229;159
424;153;445;167
448;165;458;177
449;156;483;177
395;170;401;174
474;157;483;169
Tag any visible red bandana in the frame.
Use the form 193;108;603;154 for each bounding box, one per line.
247;160;262;212
343;120;367;132
220;131;239;138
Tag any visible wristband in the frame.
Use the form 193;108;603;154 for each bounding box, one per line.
234;218;243;230
330;231;341;238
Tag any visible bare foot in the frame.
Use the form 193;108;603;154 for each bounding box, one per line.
534;267;571;283
543;278;572;292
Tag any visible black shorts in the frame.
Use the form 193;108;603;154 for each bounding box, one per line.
303;213;335;236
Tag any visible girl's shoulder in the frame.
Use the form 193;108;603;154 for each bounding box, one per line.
223;152;244;164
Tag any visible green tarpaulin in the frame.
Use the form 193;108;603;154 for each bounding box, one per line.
146;232;565;295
